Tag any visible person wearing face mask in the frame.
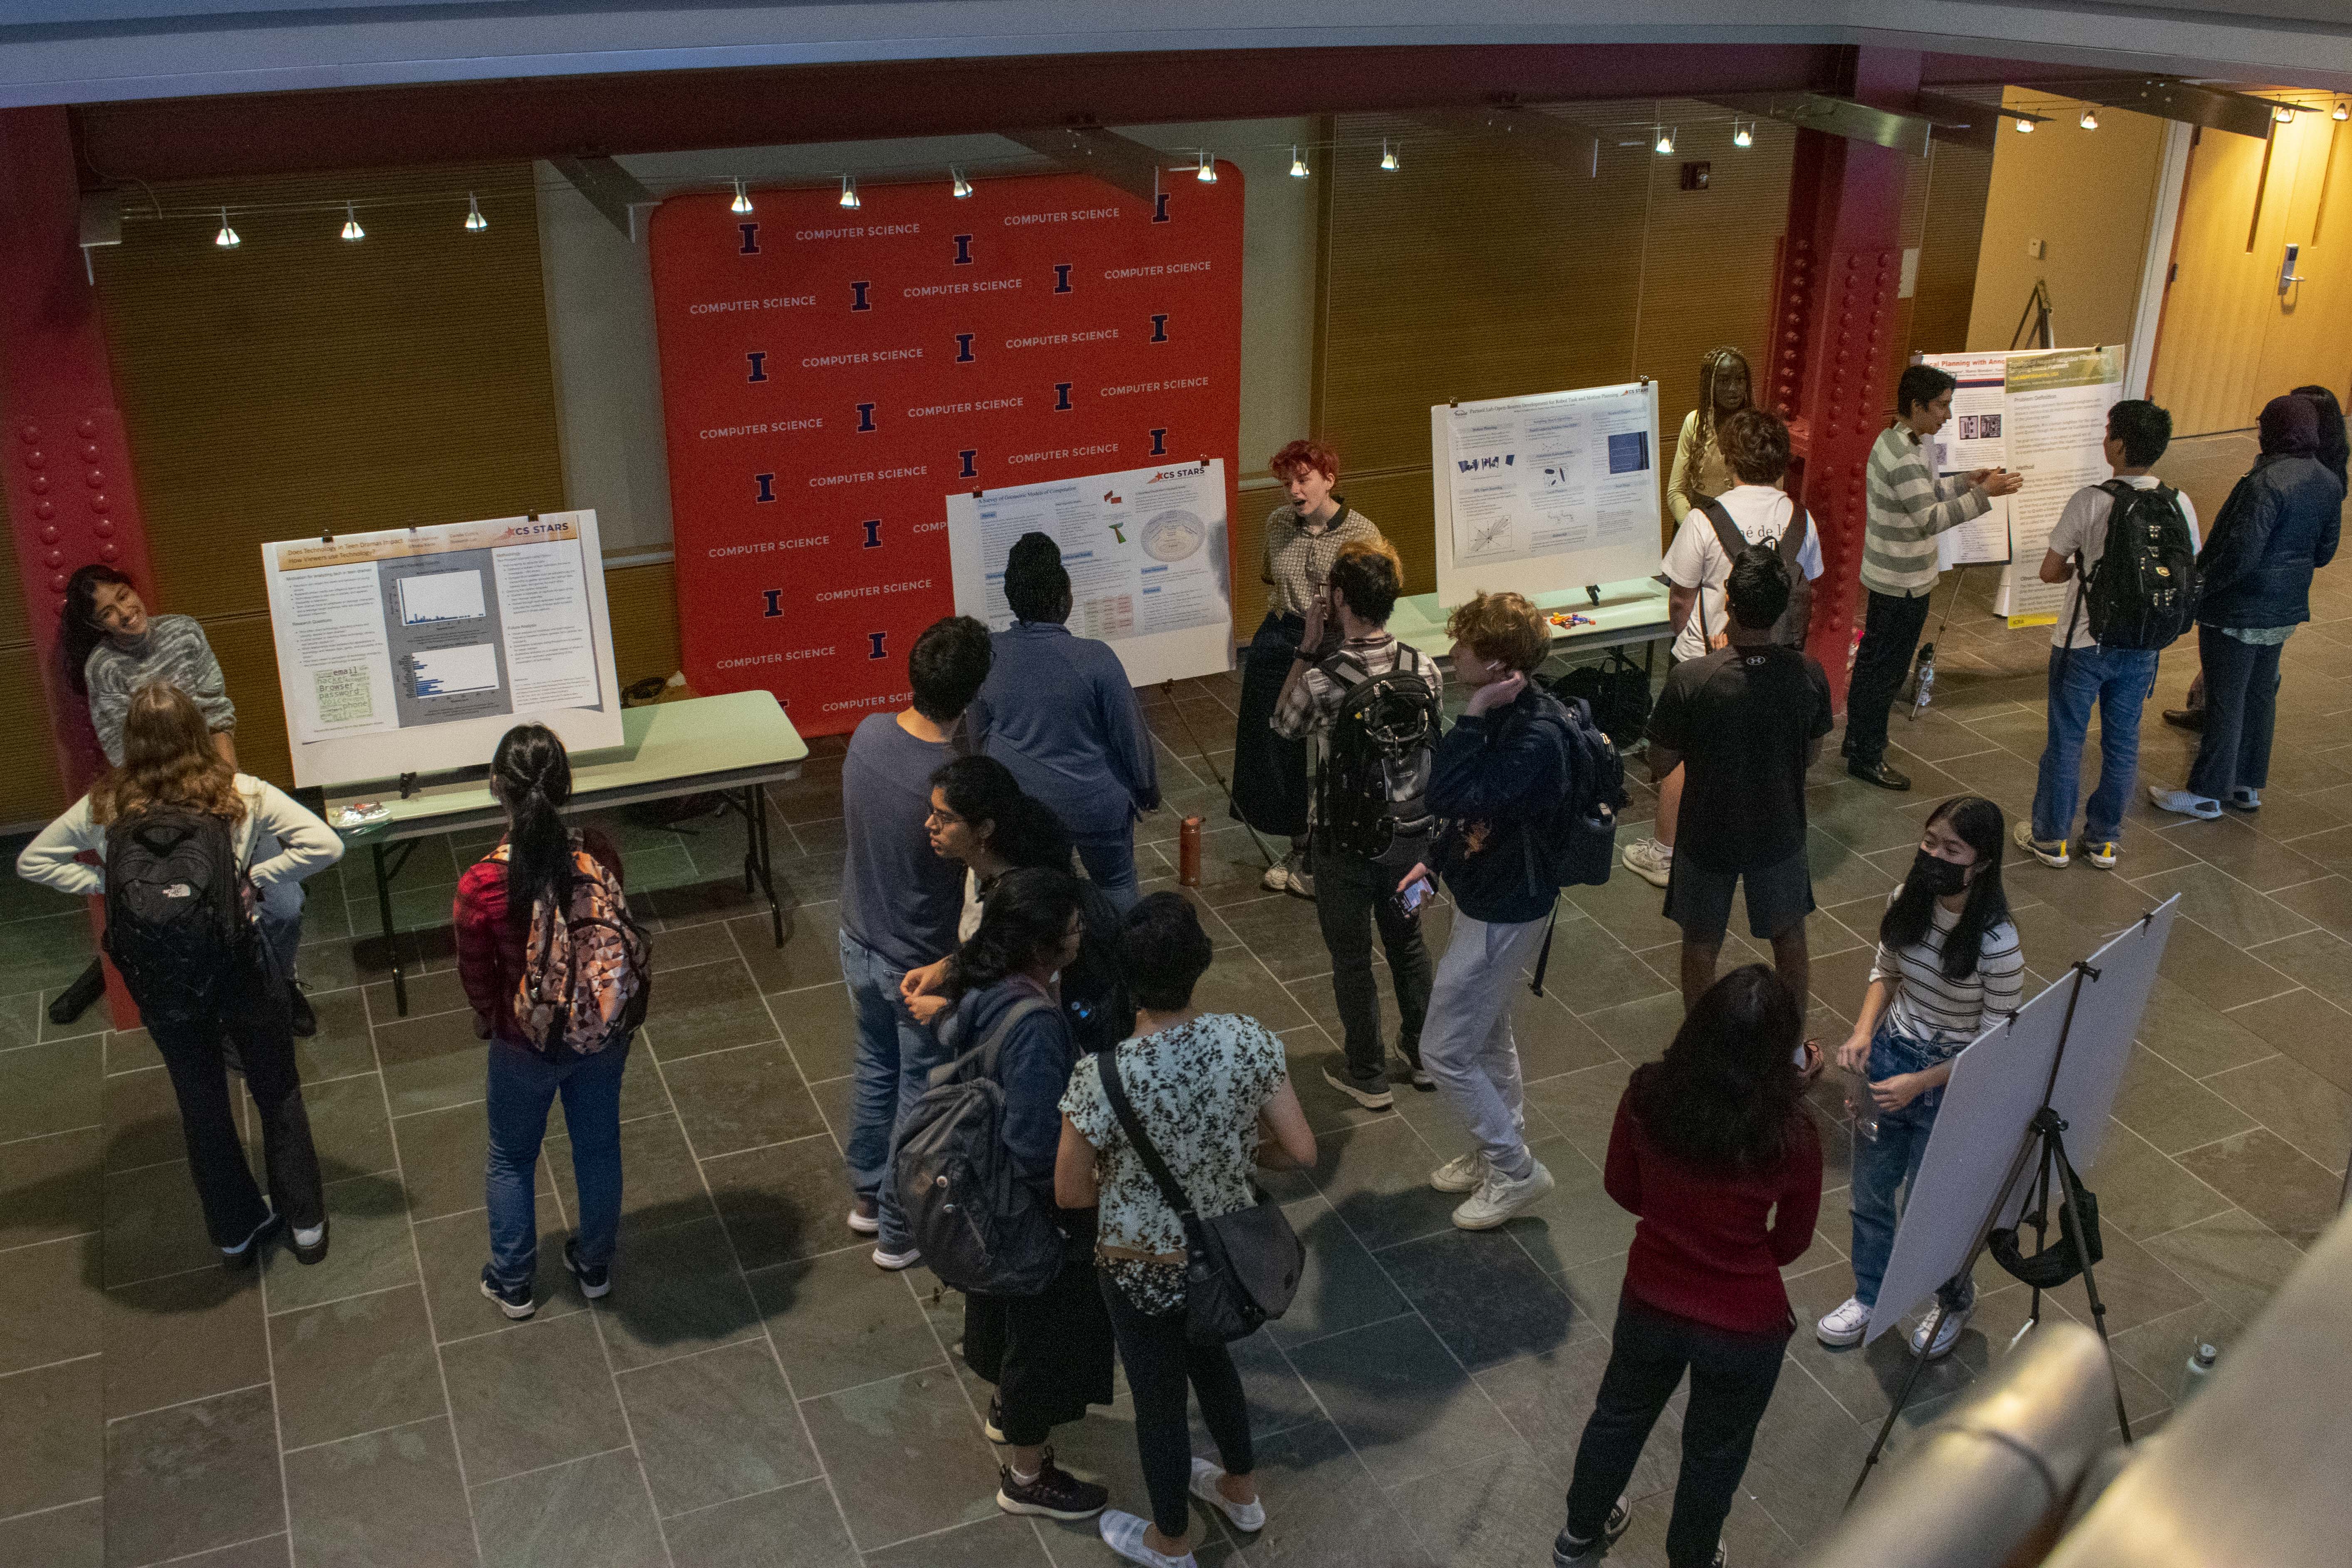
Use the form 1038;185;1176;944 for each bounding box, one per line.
1228;440;1388;899
1816;796;2024;1361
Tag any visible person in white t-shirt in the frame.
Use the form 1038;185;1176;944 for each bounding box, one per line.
1623;408;1824;889
2018;400;2200;871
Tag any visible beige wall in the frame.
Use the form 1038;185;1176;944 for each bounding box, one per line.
1967;90;2168;354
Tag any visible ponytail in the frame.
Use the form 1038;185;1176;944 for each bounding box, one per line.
491;724;575;925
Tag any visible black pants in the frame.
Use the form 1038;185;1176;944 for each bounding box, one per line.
1313;837;1432;1083
1100;1273;1254;1540
963;1240;1116;1447
1230;612;1311;838
2187;624;2285;800
1564;1294;1789;1568
144;975;325;1248
1844;588;1933;768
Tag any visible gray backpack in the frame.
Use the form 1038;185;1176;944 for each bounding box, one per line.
892;996;1065;1296
1694;498;1814;649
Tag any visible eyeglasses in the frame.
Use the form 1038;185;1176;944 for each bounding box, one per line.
924;807;967;829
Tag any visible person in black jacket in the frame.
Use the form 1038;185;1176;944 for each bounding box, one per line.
2150;394;2345;819
1396;590;1571;1233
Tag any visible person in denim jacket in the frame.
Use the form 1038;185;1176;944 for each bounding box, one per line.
1815;797;2024;1361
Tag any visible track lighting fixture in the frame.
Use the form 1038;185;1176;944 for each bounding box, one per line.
839;176;860;209
1290;146;1309;177
214;208;239;248
340;203;363;241
952;167;973;198
731;179;753;215
1732;122;1753;148
1195;153;1217;183
464;193;487;231
1654;126;1677;155
2016;117;2035;134
2079;108;2099;130
1380;139;1399;171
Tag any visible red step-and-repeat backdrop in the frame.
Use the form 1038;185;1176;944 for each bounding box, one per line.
649;168;1246;735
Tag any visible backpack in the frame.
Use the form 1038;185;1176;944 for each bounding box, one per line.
1694;497;1814;649
1314;650;1442;865
893;994;1066;1296
1529;691;1627;890
102;805;256;1023
493;837;651;1056
2077;481;2197;651
1545;648;1653;749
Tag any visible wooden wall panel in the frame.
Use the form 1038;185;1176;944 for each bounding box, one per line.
605;559;682;690
1909;139;1994;357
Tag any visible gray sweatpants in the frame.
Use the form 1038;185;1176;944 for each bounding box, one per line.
1420;909;1550;1180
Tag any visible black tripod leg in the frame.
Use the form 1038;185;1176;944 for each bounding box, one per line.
1849;1303;1949;1509
2052;1144;2134;1442
2025;1140;2055;1328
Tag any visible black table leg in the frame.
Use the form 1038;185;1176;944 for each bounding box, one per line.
373;842;406;1016
747;782;784;946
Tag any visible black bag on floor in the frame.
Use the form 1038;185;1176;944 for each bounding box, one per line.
1547;649;1653;749
1098;1048;1302;1345
1988;1142;2105;1290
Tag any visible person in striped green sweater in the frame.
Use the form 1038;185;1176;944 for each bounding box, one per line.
1844;366;2023;790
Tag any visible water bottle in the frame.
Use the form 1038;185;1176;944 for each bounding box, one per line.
1911;644;1936;716
1849;1068;1880;1142
2179;1343;2218;1406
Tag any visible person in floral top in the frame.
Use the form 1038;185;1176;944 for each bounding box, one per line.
1056;894;1316;1568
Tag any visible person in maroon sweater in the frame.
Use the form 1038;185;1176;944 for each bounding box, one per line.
454;724;635;1320
1553;965;1824;1568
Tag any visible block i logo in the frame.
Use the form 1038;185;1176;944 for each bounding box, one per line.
738;222;760;255
746;351;767;383
952;234;974;265
850;280;872;312
955;333;976;364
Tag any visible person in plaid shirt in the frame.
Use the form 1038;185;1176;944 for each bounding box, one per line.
1271;541;1440;1110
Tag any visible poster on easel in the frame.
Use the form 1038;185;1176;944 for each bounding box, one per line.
1431;381;1664;607
1920;346;2124;625
946;458;1234;687
260;510;623;788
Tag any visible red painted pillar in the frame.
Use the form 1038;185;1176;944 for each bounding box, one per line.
3;106;159;1026
1771;47;1921;709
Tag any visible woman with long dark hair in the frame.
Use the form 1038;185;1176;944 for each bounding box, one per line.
1550;965;1821;1568
18;684;338;1267
1818;795;2024;1361
932;867;1118;1525
454;723;645;1320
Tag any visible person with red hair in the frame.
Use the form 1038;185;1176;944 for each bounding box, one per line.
1228;440;1390;897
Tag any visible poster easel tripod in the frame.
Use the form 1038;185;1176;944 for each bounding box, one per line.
1846;919;2153;1505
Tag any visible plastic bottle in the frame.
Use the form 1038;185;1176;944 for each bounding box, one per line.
2179;1343;2218;1406
1849;1068;1881;1142
1178;816;1203;887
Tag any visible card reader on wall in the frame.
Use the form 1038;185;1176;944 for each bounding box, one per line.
2280;242;2306;294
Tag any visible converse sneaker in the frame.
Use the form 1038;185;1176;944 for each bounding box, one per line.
2014;821;2069;869
1189;1456;1265;1531
846;1196;880;1236
1322;1056;1393;1111
564;1238;611;1299
1816;1295;1871;1347
1451;1158;1554;1230
1621;835;1674;889
479;1266;536;1320
1912;1302;1970;1360
1428;1151;1488;1193
2229;786;2262;812
1098;1508;1198;1567
1552;1494;1631;1566
871;1244;922;1271
2084;839;2119;870
996;1448;1108;1521
2148;783;2221;821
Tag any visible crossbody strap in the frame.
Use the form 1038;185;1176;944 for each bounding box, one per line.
929;993;1056;1090
1098;1045;1201;1223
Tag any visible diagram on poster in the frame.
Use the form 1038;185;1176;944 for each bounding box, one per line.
946;459;1234;687
262;510;622;787
1432;381;1663;606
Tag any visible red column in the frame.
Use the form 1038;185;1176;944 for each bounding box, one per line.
1771;48;1920;708
2;106;159;1026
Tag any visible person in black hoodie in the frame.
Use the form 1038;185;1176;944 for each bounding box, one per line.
1396;590;1572;1233
935;867;1118;1523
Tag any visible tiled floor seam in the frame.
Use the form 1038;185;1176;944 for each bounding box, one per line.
104;1377;273;1427
125;1528;292;1568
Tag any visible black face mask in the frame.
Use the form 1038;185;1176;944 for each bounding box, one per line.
1910;848;1970;898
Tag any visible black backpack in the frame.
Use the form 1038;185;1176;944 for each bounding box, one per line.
1314;650;1441;866
1694;498;1814;649
2077;481;2197;651
102;806;255;1023
1546;649;1653;749
892;995;1066;1297
1530;691;1627;889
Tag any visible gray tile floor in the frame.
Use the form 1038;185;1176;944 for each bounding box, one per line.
5;434;2349;1568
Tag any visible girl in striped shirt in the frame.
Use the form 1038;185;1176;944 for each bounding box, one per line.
1817;795;2024;1361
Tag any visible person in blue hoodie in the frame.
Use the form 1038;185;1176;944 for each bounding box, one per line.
937;867;1119;1524
972;532;1159;912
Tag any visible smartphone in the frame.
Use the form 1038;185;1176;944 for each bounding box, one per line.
1394;875;1435;917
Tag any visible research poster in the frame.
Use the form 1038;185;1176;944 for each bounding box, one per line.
947;458;1234;686
261;510;623;787
1431;381;1664;606
1926;352;2013;572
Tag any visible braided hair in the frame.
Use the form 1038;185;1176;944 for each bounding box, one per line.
491;724;575;927
1690;346;1755;487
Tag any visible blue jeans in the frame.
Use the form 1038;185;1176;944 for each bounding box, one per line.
2032;644;2160;845
1071;826;1141;914
1848;1024;1974;1314
256;877;305;979
486;1035;630;1290
839;930;953;1252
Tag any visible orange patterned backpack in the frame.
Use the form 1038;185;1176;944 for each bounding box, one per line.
491;836;651;1055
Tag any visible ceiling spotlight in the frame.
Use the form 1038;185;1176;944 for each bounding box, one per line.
1654;126;1676;155
2336;101;2350;121
2016;117;2036;134
730;179;753;215
1290;146;1309;178
2276;104;2296;123
339;203;364;241
838;176;860;210
213;208;239;249
1732;121;1753;149
951;167;973;198
1380;139;1400;171
2079;108;2099;130
463;193;487;231
1195;152;1217;183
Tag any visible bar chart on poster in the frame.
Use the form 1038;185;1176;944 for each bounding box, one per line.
260;510;622;787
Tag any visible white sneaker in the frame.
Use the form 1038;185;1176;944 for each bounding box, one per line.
1428;1151;1488;1193
1189;1457;1265;1532
1912;1303;1970;1360
1451;1159;1554;1230
2148;783;2222;820
2014;820;2069;869
1263;850;1314;898
1098;1509;1198;1567
2084;839;2119;870
1621;835;1674;889
1816;1296;1871;1347
871;1245;922;1271
846;1201;880;1236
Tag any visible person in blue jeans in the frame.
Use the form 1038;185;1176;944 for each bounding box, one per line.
970;532;1159;912
454;725;643;1319
1817;796;2025;1361
2020;400;2199;871
838;615;996;1270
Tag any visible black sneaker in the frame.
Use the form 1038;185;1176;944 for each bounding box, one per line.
996;1449;1108;1521
564;1238;611;1300
1322;1056;1394;1110
480;1265;537;1319
1552;1494;1631;1566
287;981;317;1038
983;1395;1006;1444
